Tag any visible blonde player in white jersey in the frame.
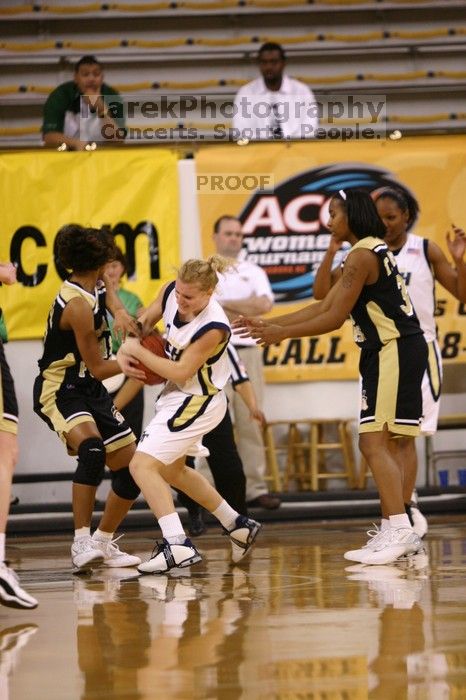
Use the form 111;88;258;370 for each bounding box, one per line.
117;257;261;574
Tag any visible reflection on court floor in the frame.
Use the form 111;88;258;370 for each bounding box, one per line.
1;518;466;699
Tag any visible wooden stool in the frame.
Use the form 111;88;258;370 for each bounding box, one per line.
297;419;357;491
262;421;289;492
263;419;357;492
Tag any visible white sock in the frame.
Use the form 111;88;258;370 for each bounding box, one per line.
212;500;239;531
92;529;113;541
75;526;91;539
159;513;186;544
0;533;5;562
389;513;412;530
381;518;390;531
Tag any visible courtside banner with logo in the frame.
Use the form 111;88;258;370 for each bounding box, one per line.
197;136;466;381
0;148;179;339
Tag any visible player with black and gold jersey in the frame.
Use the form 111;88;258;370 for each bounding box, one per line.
33;224;142;572
233;189;428;566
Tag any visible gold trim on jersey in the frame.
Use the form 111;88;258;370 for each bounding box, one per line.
0;415;18;435
360;422;420;436
376;339;398;428
59;414;95;449
427;340;442;401
37;354;84;435
104;431;135;454
168;395;214;432
197;337;230;395
62;280;97;306
63;422;135;455
366;300;400;345
351;236;383;253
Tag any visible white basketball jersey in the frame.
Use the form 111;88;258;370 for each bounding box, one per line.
393;233;436;342
162;281;231;395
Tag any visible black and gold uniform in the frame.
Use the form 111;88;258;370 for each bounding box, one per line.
0;308;18;435
33;280;134;452
348;237;428;436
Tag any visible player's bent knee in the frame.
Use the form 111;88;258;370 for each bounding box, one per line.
111;466;140;500
74;437;106;487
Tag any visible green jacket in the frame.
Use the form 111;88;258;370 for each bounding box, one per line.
0;312;7;342
42;80;126;134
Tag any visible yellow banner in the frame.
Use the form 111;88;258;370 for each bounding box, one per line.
197;136;466;381
0;148;179;339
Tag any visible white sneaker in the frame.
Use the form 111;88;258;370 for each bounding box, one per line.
71;536;105;571
138;538;202;574
409;492;428;538
0;563;38;609
228;516;262;564
362;527;423;566
92;534;141;568
344;525;387;563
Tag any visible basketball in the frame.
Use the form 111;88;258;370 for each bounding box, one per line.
136;331;166;385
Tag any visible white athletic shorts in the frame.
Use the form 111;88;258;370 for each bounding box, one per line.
136;384;227;465
421;339;442;435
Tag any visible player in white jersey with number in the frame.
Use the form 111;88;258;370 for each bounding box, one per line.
117;256;261;574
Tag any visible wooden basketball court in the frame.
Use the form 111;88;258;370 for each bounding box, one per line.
2;516;466;699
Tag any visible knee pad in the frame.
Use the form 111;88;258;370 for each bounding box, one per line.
111;466;140;501
74;437;106;487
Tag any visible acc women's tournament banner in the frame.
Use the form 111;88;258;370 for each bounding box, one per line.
197;135;466;382
0;148;179;339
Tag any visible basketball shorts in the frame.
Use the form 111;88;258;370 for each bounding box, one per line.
358;333;428;436
136;386;227;465
33;375;135;454
0;340;18;435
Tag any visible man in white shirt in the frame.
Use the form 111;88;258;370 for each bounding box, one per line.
213;215;281;509
232;42;318;141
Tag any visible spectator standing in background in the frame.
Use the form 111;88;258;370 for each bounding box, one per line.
212;215;281;510
232;42;318;140
42;55;125;151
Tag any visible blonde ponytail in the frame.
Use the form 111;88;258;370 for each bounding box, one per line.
178;255;236;291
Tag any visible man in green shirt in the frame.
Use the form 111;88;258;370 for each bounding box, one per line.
42;55;126;150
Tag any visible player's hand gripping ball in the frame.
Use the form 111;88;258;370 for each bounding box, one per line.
135;331;166;385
